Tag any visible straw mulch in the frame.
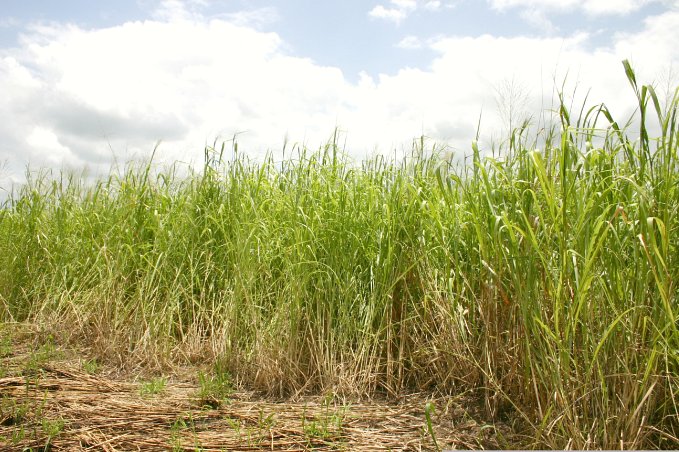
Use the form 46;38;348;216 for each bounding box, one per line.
1;342;513;450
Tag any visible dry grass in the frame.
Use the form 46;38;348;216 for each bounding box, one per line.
0;326;519;451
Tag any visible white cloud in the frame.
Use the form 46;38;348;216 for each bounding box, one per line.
369;0;418;24
368;5;409;24
0;9;357;175
581;0;662;15
518;8;558;34
153;0;206;21
490;0;578;11
0;3;677;188
424;1;442;10
222;7;279;28
369;0;460;24
489;0;666;16
611;9;679;73
25;127;79;167
392;0;418;10
397;35;424;49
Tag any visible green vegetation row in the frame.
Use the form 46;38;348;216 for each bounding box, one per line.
1;62;677;448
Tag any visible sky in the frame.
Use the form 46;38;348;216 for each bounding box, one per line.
1;0;678;188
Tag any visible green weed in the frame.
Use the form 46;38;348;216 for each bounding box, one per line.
23;336;58;376
196;360;232;408
301;397;346;444
81;358;99;374
0;396;29;427
139;377;167;397
169;415;199;451
0;334;10;357
41;416;65;444
0;335;9;378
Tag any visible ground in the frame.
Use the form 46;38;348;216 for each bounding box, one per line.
0;324;518;451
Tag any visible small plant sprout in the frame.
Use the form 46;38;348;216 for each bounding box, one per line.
82;358;99;374
197;359;232;408
424;401;440;452
140;377;167;397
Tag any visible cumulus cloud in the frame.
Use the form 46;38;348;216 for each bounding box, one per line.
368;5;409;23
0;10;357;178
369;0;459;23
368;0;417;24
25;127;78;168
0;2;677;189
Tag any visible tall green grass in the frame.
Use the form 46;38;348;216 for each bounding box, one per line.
0;63;677;448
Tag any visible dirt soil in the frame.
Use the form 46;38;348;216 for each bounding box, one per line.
0;327;518;451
